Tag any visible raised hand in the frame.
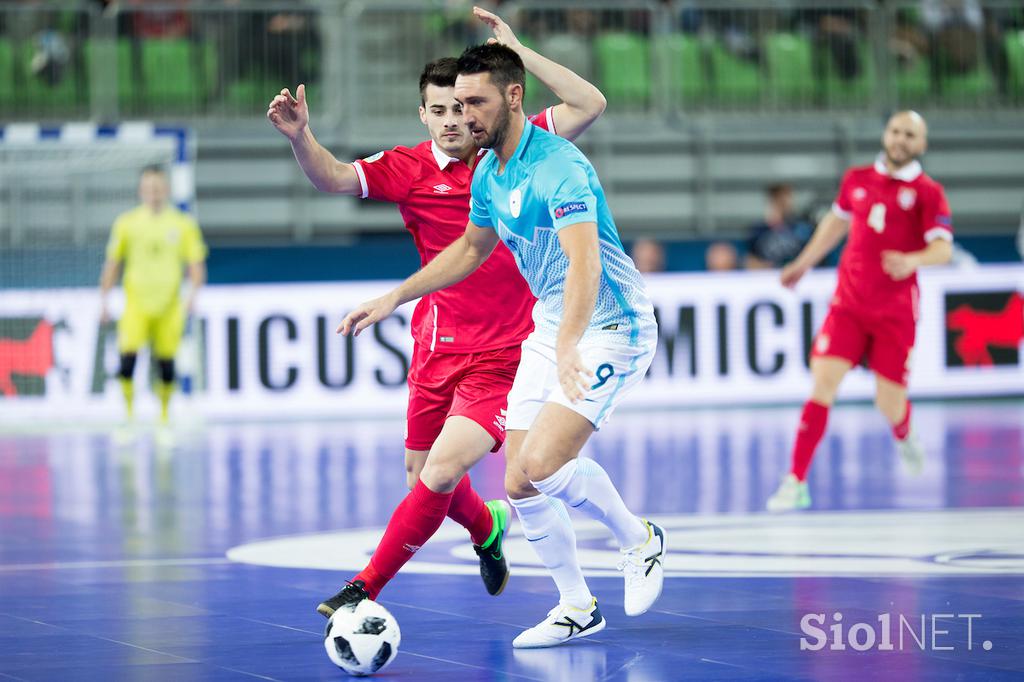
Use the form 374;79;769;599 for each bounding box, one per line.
473;6;522;50
336;293;400;337
266;84;309;142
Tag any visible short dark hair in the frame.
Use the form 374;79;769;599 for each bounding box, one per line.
456;43;526;97
419;57;459;104
141;164;167;177
766;183;792;199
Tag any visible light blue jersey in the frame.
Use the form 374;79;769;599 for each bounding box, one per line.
469;122;656;346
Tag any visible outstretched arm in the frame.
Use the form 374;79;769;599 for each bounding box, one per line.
337;222;500;336
780;211;849;288
267;84;362;195
474;6;606;141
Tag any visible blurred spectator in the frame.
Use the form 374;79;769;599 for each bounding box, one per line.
631;238;665;274
222;3;320;88
745;183;812;270
806;9;862;81
921;0;983;75
706;241;739;272
890;9;930;69
30;29;71;86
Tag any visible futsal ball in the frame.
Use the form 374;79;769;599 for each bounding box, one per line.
323;599;401;676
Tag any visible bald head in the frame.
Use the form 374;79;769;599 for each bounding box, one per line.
882;110;928;169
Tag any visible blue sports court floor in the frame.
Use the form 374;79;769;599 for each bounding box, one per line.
1;400;1022;680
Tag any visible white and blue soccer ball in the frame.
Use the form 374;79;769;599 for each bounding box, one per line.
323;599;401;676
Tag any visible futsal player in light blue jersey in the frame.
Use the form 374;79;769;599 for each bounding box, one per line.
339;44;666;648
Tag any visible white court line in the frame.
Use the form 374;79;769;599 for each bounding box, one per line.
0;557;231;572
218;667;282;681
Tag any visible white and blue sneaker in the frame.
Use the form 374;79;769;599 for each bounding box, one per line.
512;599;606;649
619;519;666;616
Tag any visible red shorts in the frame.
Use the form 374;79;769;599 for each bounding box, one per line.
405;343;521;452
811;302;916;386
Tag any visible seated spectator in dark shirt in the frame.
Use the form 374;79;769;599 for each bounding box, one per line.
745;183;812;270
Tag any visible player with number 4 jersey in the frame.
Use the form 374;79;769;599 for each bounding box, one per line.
767;110;953;512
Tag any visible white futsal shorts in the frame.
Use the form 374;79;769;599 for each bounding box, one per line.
505;332;657;431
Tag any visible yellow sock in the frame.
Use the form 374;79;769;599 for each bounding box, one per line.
157;381;174;423
119;377;134;419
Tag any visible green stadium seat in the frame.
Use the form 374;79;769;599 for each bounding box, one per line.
140;39;216;111
819;41;876;107
594;32;651;110
895;56;930;104
652;33;705;107
515;35;548;113
1007;31;1024;99
0;39;14;108
940;63;996;104
708;41;760;105
226;77;319;116
765;32;814;105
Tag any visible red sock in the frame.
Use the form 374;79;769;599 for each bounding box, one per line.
355;480;453;599
892;401;912;441
790;400;830;481
446;474;493;546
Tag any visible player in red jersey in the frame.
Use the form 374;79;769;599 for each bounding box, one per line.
268;7;607;610
767;110;953;512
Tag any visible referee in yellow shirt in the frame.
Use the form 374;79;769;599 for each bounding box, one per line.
99;165;207;423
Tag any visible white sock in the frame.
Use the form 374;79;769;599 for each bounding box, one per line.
508;493;593;610
532;458;648;550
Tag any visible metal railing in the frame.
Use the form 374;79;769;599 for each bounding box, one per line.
0;0;1021;124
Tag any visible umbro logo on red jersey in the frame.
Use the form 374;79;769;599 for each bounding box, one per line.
433;184;452;194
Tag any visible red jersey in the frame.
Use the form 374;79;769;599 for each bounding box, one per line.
831;156;952;313
352;108;556;354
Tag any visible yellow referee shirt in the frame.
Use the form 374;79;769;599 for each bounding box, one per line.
105;205;207;316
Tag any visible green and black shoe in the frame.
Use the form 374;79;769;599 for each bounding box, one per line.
316;579;370;619
473;499;511;595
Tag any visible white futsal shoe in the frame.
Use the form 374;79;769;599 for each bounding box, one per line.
512;599;606;649
766;474;811;512
896;429;924;475
618;520;666;616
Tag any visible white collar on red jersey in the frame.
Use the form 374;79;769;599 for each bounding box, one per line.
874;153;923;182
430;140;487;170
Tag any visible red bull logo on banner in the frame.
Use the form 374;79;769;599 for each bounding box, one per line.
0;318;65;397
945;292;1024;367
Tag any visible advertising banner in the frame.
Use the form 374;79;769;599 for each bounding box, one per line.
1;266;1021;422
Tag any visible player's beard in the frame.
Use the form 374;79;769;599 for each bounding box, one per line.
479;98;511;150
885;147;919;169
